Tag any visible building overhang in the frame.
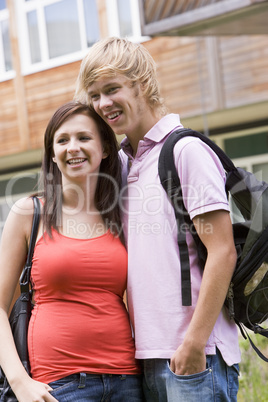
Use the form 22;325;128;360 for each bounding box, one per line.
139;0;268;36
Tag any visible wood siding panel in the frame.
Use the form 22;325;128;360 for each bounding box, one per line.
220;36;268;108
143;37;212;117
24;62;81;149
0;80;21;157
1;34;268;162
0;62;81;159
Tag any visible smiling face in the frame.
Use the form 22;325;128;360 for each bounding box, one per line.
52;113;107;185
87;74;157;144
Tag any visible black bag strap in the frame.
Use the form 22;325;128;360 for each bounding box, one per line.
158;137;191;305
164;128;236;171
19;196;41;294
238;322;268;362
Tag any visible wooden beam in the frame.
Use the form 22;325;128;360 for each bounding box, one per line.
205;37;225;110
97;0;109;37
7;0;30;150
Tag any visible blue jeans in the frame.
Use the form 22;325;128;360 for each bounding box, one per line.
49;372;144;401
142;349;239;402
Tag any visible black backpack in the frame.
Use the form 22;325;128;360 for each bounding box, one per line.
158;128;268;361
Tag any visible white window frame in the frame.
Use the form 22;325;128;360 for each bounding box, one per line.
229;154;268;223
214;126;268;181
0;6;15;82
232;154;268;180
212;127;268;223
16;0;101;75
106;0;148;43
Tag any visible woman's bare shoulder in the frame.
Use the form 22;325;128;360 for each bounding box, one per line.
11;196;35;217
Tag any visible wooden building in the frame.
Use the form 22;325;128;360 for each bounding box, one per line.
1;0;268;240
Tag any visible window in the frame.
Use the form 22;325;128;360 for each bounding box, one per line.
0;0;14;81
229;155;268;223
14;0;145;75
212;129;268;224
45;0;81;59
0;0;7;9
0;169;40;241
0;201;10;240
116;0;133;37
106;0;144;41
17;0;100;74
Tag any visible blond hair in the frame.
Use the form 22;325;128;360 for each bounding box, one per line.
75;37;166;115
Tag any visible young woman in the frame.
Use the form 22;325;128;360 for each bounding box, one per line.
0;101;143;402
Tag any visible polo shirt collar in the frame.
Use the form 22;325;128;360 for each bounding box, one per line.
145;114;182;143
121;114;182;157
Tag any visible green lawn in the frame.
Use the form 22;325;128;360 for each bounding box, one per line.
238;331;268;402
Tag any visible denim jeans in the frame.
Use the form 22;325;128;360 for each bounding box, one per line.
142;348;239;402
49;372;144;401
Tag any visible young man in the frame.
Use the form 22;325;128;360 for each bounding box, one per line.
75;37;241;401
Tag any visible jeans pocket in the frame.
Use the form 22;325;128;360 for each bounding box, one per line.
49;378;79;394
166;361;212;382
166;362;214;402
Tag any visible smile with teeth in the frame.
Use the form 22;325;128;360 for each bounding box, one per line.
67;158;87;165
107;111;121;120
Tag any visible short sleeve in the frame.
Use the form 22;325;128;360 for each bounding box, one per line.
173;137;230;220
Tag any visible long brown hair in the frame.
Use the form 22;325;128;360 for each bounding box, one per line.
41;101;123;242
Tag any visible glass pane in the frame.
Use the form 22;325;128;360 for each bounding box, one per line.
230;165;247;224
27;10;41;63
1;19;12;71
253;163;268;182
117;0;132;37
83;0;100;47
230;197;244;224
0;0;6;11
45;0;81;59
0;203;10;242
0;173;39;198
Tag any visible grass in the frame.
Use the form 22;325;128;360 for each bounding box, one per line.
237;330;268;402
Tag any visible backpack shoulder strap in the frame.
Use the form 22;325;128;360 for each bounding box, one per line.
158;129;196;306
161;127;236;167
158;128;234;306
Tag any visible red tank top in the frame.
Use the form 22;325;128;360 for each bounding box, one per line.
28;229;140;383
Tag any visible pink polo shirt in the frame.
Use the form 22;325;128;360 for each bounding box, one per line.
120;114;241;366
